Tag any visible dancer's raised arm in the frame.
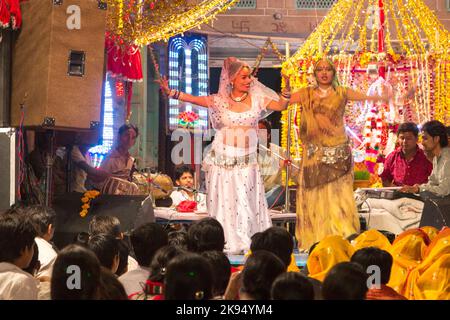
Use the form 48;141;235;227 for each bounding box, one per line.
155;76;211;108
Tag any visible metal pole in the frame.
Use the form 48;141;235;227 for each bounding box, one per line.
283;107;292;213
44;130;55;207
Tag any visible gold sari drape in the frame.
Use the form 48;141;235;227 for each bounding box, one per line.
296;87;359;250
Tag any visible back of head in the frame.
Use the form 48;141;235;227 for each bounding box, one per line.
201;250;231;297
242;250;285;300
168;230;188;250
51;244;101;300
187;218;225;253
88;234;119;270
250;227;293;269
322;262;368;300
0;214;37;263
164;252;213;300
89;215;122;238
148;245;185;283
422;120;448;148
351;247;393;285
97;267;128;300
271;272;314;300
23;205;56;238
130;223;168;266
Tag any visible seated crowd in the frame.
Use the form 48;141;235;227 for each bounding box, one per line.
0;205;449;300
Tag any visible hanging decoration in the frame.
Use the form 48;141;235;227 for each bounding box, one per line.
252;38;285;76
104;0;239;46
0;0;22;31
281;0;449;183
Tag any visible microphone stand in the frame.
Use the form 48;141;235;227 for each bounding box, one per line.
283;107;293;213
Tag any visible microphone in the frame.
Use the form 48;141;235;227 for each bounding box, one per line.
176;186;197;193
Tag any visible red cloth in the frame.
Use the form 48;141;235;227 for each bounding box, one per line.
366;285;408;300
106;35;143;82
0;0;11;28
176;200;197;212
8;0;21;29
380;146;432;186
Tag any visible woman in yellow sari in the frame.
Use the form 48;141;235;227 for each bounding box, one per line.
306;235;354;282
351;229;392;252
403;228;450;299
387;229;430;295
289;58;390;251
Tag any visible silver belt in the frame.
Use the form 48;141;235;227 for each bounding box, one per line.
204;150;258;169
305;142;350;164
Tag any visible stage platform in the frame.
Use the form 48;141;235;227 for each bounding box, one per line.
228;252;308;267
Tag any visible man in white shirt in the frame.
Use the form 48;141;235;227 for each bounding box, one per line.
118;223;168;296
170;165;207;212
0;213;39;300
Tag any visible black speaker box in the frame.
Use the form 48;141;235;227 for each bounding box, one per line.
52;193;154;249
419;195;450;230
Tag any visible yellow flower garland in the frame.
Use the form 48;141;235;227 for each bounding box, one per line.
79;190;100;218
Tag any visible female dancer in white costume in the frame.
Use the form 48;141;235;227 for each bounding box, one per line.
157;57;291;253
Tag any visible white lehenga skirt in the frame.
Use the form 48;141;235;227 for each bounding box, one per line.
203;141;272;254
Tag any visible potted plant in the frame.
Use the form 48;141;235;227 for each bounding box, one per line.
353;170;371;190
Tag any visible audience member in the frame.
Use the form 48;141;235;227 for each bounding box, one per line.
201;250;232;299
119;223;168;296
351;247;406;300
271;272;314;300
88;234;120;274
186;218;225;253
322;262;368;300
164;252;213;300
51;244;101;300
0;214;39;300
250;227;295;271
238;250;285;300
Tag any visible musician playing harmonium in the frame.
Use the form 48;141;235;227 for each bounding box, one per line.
170;165;207;212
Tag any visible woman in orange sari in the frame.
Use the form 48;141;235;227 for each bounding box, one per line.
387;228;430;295
289;58;390;251
403;228;450;300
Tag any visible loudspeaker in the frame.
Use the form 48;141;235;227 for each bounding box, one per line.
419;196;450;230
11;0;106;129
52;193;155;249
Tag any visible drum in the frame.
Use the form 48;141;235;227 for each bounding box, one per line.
132;172;151;195
100;177;140;196
147;173;174;200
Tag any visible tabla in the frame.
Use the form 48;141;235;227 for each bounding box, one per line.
148;173;174;200
101;177;140;196
132;172;174;199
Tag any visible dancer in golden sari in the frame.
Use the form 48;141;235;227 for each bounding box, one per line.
289;58;390;251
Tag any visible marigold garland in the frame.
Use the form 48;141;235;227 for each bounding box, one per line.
80;190;100;218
